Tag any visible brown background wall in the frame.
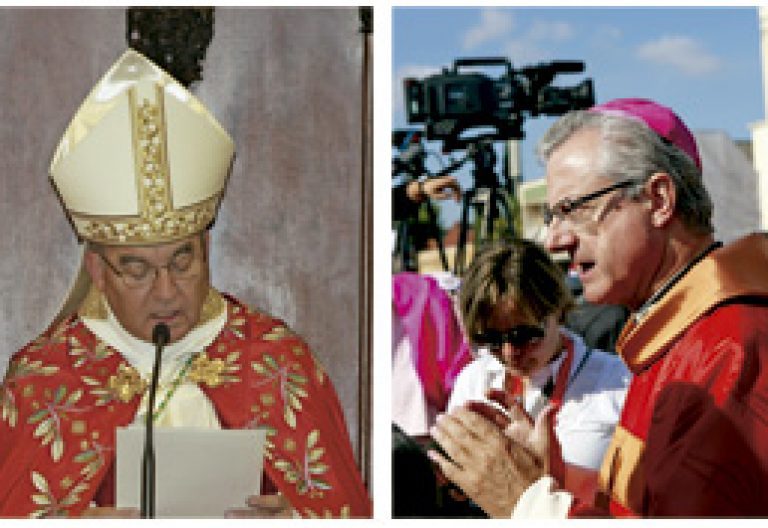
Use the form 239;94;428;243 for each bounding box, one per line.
0;7;368;470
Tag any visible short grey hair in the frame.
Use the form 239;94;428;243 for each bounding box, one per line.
537;110;713;235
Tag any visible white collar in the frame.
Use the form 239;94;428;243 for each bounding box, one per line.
81;299;227;383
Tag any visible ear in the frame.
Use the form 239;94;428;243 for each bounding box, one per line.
83;250;106;292
203;230;210;252
644;172;676;228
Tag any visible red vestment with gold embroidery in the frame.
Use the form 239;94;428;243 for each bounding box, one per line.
0;294;371;518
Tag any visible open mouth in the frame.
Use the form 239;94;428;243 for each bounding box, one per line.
150;310;181;322
575;261;595;277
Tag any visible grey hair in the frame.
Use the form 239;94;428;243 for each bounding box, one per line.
537;110;713;235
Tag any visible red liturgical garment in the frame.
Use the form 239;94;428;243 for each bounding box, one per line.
0;293;371;518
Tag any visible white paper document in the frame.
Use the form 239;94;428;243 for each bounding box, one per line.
116;426;266;518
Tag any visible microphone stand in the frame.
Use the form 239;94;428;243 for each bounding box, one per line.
141;323;170;518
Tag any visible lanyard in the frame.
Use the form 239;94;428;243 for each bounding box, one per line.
549;335;575;409
546;334;580;485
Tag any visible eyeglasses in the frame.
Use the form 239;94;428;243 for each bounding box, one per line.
98;243;205;289
543;179;638;227
472;324;545;351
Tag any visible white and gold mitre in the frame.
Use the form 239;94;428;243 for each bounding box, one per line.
49;49;234;245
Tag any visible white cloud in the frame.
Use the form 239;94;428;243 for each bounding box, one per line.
500;19;577;65
636;35;722;76
462;8;515;50
504;39;549;66
527;20;575;42
591;25;622;46
599;25;622;40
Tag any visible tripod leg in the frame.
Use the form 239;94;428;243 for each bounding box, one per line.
396;220;416;272
499;188;520;238
454;189;474;276
484;187;496;241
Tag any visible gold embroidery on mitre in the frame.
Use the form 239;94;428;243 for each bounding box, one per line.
107;363;148;403
134;87;173;231
73;197;219;245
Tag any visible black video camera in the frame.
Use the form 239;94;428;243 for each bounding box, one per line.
403;57;594;150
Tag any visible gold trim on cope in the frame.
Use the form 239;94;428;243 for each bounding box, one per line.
598;425;645;512
618;234;768;371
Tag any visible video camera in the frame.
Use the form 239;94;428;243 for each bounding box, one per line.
403;57;594;150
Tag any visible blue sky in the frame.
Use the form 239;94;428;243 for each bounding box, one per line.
392;6;764;227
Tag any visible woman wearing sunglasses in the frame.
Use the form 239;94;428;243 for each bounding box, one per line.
442;238;631;507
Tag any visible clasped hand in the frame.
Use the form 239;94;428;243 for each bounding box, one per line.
428;389;556;518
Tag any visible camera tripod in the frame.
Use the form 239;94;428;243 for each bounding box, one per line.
453;140;519;276
393;191;449;273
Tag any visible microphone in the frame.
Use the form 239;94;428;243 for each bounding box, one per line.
141;323;170;518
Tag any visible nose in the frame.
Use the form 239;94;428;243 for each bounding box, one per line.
544;219;577;254
152;267;178;301
497;342;518;363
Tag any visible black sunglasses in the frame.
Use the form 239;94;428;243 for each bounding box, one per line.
473;324;545;349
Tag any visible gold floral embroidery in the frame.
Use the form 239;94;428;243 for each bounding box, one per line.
68;337;112;368
228;316;247;339
28;385;85;462
30;471;88;518
84;363;147;404
187;351;241;388
2;357;58;428
302;505;352;518
273;429;331;497
83;363;145;406
314;358;327;385
262;325;296;342
251;354;308;429
23;385;35;399
71;421;86;435
74;440;110;481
